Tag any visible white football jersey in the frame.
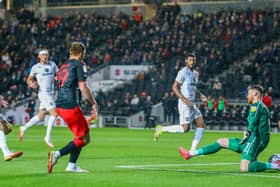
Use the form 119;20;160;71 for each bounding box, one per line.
175;66;199;102
29;61;58;94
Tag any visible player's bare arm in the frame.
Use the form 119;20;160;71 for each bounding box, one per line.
172;80;192;106
200;94;207;102
78;81;98;117
0;119;12;135
26;75;38;89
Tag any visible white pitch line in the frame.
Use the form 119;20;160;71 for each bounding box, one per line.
172;169;280;179
114;163;280;179
115;162;239;169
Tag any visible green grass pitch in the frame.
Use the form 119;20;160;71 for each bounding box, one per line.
1;126;279;187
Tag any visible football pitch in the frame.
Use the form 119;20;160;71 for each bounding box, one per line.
1;126;279;187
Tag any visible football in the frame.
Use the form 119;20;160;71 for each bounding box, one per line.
268;154;280;164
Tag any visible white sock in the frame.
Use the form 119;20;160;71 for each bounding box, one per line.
22;115;40;131
54;151;61;158
190;128;204;151
189;150;198;156
67;162;76;169
162;125;184;133
269;163;280;170
45;116;56;141
0;131;12;157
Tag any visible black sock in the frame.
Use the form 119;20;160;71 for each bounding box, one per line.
69;147;81;163
59;141;77;157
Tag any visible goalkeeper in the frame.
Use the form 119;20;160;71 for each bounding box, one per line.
179;84;280;172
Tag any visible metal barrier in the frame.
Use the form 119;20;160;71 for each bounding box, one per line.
98;111;145;128
47;0;137;6
100;115;131;127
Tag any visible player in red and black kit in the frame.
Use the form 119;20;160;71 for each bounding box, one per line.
48;42;98;173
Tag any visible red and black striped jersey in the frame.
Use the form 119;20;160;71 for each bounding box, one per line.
56;59;87;109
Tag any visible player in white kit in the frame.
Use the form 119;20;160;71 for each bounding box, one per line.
0;114;23;161
154;53;207;152
19;49;58;148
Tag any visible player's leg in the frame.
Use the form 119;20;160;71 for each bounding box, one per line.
48;107;70;173
68;133;90;168
240;136;263;172
153;103;188;141
19;107;45;141
241;137;280;172
48;107;89;173
66;131;90;173
162;124;187;133
240;156;271;172
179;138;236;160
44;107;57;148
179;138;229;160
38;94;57;147
163;101;188;133
65;108;90;172
153;124;186;142
190;106;205;151
247;160;280;172
0;122;23;161
0;123;12;159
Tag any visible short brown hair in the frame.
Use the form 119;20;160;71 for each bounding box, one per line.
69;42;86;57
248;84;264;96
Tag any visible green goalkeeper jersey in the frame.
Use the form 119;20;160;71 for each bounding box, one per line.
247;101;270;139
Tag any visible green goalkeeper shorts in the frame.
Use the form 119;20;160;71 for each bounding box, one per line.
228;136;269;161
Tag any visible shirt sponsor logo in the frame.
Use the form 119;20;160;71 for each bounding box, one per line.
185;117;191;121
250;106;257;112
42;72;53;76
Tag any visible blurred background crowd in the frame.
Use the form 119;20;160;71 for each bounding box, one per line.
0;0;279;129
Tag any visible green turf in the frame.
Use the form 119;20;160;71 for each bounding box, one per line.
0;126;279;187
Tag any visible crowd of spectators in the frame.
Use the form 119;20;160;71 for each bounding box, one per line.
221;40;280;99
96;6;280;115
0;9;131;106
0;7;280;128
200;102;280;131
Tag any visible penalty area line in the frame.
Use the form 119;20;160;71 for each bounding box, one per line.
173;169;280;179
114;163;280;179
114;162;239;169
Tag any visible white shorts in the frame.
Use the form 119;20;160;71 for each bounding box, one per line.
178;101;202;125
38;93;56;111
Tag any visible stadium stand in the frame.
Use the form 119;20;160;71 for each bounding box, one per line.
0;9;130;105
95;7;280;112
0;3;279;130
222;40;280;99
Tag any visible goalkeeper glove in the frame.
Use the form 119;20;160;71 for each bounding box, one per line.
239;130;251;145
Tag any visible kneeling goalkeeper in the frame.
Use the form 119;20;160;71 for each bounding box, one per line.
179;85;280;172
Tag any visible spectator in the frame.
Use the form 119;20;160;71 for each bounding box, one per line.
161;92;169;123
169;91;178;124
217;96;229;115
103;52;112;63
206;95;217;111
277;111;280;130
144;96;153;129
262;90;272;108
130;94;140;112
1;8;280;118
212;79;223;98
0;95;8;108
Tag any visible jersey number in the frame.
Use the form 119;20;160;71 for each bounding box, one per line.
57;64;70;88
